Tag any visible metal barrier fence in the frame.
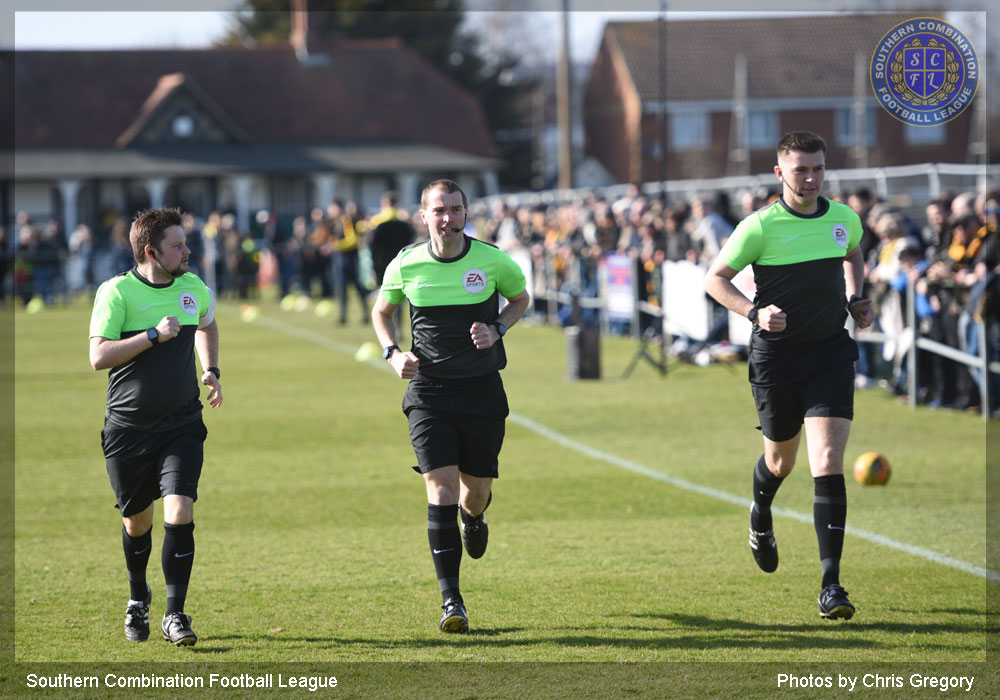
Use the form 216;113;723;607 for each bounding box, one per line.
484;162;1000;221
530;251;998;421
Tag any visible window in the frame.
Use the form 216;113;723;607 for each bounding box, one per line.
747;110;778;149
669;112;709;150
835;107;877;146
904;122;947;146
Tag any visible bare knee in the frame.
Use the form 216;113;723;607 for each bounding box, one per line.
424;467;460;505
162;495;194;525
810;445;845;476
123;504;153;536
765;451;796;477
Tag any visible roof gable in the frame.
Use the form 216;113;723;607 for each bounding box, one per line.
115;72;248;148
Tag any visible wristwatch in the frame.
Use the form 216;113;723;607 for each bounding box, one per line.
205;366;221;380
747;307;759;324
382;344;400;361
493;321;507;338
146;327;159;344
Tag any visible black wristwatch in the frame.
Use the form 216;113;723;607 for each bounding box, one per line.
847;295;863;311
747;307;759;324
205;366;221;380
493;321;507;338
382;344;400;361
146;327;159;344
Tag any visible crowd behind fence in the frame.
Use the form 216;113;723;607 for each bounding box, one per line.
5;164;999;419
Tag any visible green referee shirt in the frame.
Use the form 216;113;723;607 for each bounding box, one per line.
90;269;214;430
721;197;863;343
381;236;527;380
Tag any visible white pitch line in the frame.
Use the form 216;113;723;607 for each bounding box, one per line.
246;310;1000;583
509;413;999;583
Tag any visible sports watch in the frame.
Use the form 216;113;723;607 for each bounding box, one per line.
382;344;400;361
493;321;507;338
205;367;221;380
747;307;759;324
146;327;160;344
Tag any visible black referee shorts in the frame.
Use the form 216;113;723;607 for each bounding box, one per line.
102;418;207;517
751;361;855;442
406;408;504;479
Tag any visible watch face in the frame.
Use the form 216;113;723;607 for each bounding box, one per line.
382;345;397;360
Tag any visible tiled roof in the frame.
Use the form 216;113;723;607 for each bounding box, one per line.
606;13;929;103
9;40;498;157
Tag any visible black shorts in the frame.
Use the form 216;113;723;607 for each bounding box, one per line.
406;408;505;478
102;418;207;517
751;361;855;442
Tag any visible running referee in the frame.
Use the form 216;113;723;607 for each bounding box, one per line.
372;179;530;633
704;131;875;620
89;207;223;646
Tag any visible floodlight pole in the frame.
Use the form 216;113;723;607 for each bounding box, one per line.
658;0;668;192
557;0;573;190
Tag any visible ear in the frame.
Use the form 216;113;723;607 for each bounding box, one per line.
773;164;783;183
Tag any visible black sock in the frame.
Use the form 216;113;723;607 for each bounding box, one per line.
751;455;784;532
813;475;847;588
122;526;152;601
161;522;195;615
427;504;462;603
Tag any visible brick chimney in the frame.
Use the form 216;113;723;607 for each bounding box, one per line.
290;0;329;65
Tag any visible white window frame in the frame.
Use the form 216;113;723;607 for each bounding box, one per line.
747;109;778;149
835;107;877;147
669;111;710;151
904;121;947;146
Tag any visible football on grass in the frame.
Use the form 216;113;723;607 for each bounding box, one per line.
854;451;891;485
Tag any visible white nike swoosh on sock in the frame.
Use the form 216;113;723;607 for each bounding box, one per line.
432;548;455;554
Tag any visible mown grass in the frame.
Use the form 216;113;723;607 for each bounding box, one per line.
9;296;994;697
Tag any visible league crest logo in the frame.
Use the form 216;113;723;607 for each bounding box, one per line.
870;18;979;126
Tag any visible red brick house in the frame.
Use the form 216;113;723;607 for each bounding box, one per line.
583;14;979;184
5;38;500;238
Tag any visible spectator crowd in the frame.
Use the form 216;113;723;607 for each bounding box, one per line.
4;182;998;414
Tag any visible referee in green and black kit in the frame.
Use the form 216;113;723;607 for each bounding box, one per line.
705;132;875;620
372;179;530;633
89;207;223;646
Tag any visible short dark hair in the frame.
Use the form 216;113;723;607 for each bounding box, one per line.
130;207;183;263
421;179;467;210
777;131;827;157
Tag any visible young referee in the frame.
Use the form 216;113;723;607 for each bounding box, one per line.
704;131;875;619
372;179;530;633
89;208;222;645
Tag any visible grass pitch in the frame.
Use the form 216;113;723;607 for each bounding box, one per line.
10;296;994;690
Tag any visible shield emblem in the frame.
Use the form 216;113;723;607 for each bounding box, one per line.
902;45;947;98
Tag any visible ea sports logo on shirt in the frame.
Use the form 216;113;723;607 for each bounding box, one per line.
179;292;198;316
831;224;849;249
463;268;488;294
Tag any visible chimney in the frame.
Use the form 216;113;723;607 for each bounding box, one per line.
290;0;329;65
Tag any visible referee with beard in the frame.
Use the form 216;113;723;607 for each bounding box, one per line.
90;207;222;646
